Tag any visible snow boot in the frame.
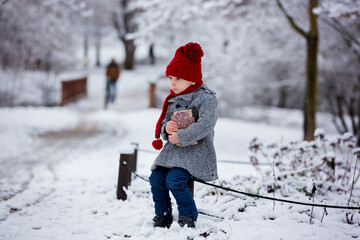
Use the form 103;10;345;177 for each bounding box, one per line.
178;216;197;228
152;212;173;228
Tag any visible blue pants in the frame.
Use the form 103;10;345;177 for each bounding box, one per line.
107;79;117;102
149;166;198;218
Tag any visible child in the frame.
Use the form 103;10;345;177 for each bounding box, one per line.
149;42;218;228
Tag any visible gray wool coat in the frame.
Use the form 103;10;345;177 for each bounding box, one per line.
151;85;218;182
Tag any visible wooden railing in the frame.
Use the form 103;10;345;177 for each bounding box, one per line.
149;82;156;108
60;77;87;106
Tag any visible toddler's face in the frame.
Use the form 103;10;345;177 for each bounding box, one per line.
168;76;195;94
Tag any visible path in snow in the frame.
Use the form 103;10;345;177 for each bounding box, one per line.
0;64;160;219
0;112;124;220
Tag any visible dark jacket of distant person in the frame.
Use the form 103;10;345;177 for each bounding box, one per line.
106;60;121;81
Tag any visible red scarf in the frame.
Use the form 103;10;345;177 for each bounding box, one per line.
152;83;203;150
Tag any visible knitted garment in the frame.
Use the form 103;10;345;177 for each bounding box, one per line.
166;42;204;84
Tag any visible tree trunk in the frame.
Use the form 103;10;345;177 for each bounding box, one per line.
303;0;319;141
123;39;135;69
83;33;89;68
1;52;9;70
278;85;287;108
276;0;319;141
357;112;360;147
95;32;101;67
357;76;360;146
112;0;137;70
149;43;155;65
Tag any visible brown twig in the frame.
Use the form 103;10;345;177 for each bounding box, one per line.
342;151;353;185
320;207;328;223
348;152;360;206
309;182;316;224
272;161;276;211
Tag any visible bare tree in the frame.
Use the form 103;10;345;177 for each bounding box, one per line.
113;0;140;69
276;0;319;141
0;0;87;106
317;1;360;146
84;0;117;67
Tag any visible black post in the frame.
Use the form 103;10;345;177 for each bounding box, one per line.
117;153;133;200
131;143;139;173
127;154;133;186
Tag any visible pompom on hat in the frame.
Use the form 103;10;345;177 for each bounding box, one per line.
152;42;204;150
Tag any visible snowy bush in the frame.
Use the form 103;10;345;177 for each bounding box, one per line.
192;129;360;226
245;129;360;223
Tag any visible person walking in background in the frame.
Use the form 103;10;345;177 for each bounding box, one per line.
105;59;121;103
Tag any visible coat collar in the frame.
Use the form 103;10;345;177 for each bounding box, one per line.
168;91;194;102
168;84;214;103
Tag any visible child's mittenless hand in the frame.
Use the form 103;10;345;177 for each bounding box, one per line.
169;132;180;145
166;121;180;145
166;121;179;134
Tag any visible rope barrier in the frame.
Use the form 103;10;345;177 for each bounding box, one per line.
193;179;360;210
130;170;150;183
125;145;360;211
137;148;270;165
137;148;159;154
217;159;270;166
126;166;360;210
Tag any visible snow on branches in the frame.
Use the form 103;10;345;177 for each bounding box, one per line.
248;129;359;205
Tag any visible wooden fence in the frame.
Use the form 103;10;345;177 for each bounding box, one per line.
60;77;87;106
149;82;156;108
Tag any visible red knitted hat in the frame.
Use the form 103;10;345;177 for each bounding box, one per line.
166;42;204;84
152;42;204;150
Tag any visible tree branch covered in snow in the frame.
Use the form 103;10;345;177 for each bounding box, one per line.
248;129;360;206
0;0;88;70
319;16;360;50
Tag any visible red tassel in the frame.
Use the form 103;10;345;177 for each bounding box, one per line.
152;139;163;150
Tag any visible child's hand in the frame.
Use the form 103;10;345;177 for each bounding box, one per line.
166;120;179;134
169;132;180;145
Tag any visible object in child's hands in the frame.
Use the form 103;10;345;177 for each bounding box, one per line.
171;108;198;147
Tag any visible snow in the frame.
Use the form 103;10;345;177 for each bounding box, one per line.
0;65;359;240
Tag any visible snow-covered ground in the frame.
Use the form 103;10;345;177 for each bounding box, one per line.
0;65;359;240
